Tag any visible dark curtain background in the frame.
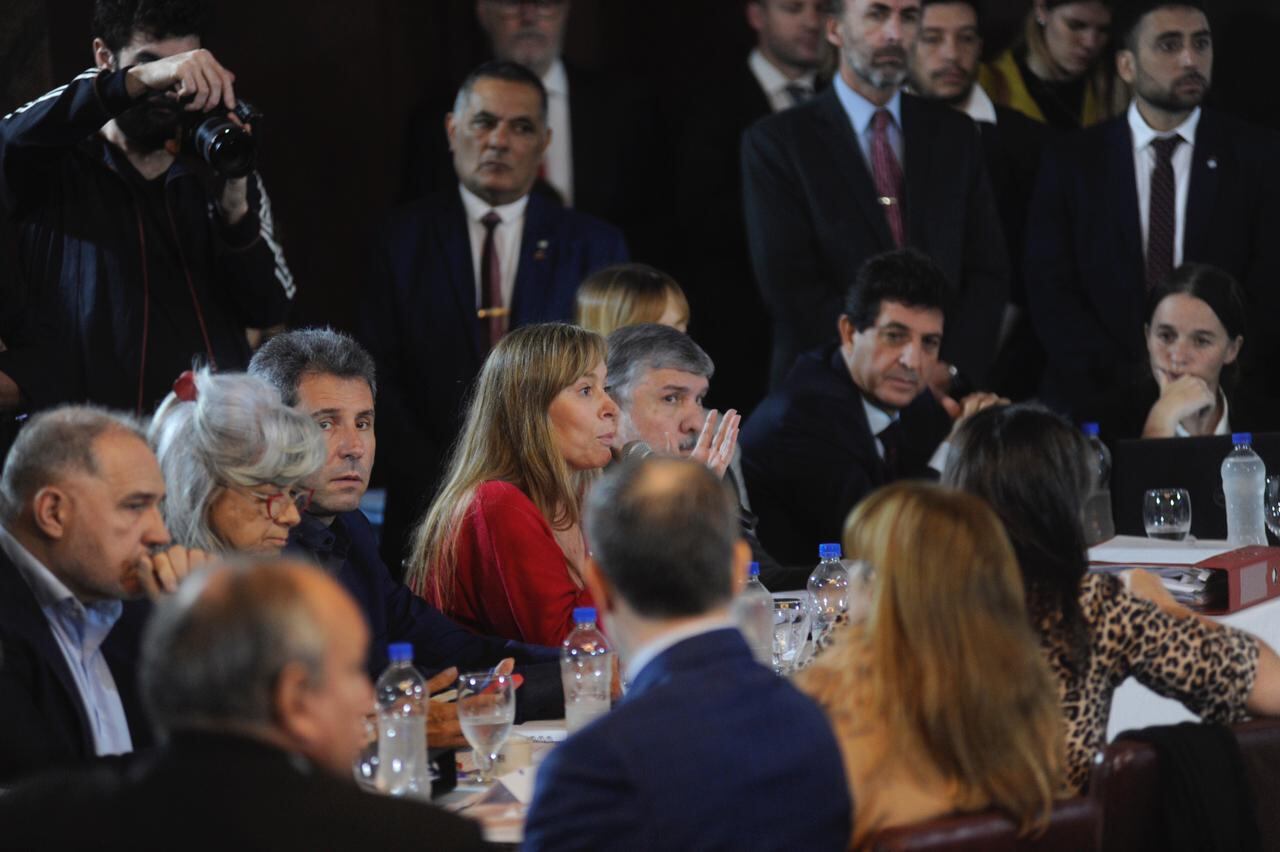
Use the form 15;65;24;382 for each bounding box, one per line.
3;0;1278;334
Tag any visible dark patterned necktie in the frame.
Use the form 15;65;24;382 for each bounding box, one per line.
479;211;506;349
784;82;813;107
879;419;902;478
871;110;905;247
1145;135;1182;289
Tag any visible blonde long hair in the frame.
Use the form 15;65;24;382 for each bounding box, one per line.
406;323;607;604
799;483;1064;835
574;263;690;337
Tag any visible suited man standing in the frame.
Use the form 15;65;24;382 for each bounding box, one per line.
908;0;1048;400
675;0;828;415
0;557;488;851
524;457;851;852
1026;0;1280;413
742;0;1008;392
362;61;627;572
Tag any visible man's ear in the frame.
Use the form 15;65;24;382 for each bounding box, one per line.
746;1;765;34
444;113;457;153
583;556;615;617
1116;49;1136;86
30;486;70;540
272;661;320;748
92;38;115;71
838;314;857;347
826;14;844;50
731;539;752;595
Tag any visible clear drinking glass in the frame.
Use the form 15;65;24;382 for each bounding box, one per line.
1143;488;1192;541
772;598;809;676
457;672;516;785
1265;476;1280;541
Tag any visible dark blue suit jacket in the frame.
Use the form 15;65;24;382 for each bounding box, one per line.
287;510;563;721
0;544;150;785
741;346;953;566
1026;108;1280;413
360;189;628;568
523;628;851;852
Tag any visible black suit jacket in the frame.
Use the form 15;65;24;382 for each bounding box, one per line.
0;544;150;785
740;346;954;566
674;58;781;415
359;189;627;570
401;63;666;260
741;87;1009;389
0;731;490;851
1026;108;1280;413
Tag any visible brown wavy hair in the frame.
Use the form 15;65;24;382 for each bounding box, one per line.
405;323;607;605
799;483;1064;838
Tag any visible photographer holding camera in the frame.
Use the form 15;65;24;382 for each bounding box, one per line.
0;0;293;418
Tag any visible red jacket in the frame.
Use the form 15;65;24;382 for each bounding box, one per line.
425;481;594;647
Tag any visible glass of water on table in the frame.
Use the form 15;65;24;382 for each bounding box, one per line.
457;672;516;785
1143;488;1191;541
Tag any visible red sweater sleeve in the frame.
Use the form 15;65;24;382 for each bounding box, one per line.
447;481;594;647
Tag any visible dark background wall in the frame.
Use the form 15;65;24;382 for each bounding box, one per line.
3;0;1278;335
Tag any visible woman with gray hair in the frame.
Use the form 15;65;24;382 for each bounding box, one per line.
149;369;326;555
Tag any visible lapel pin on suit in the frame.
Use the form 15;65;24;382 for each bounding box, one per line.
1207;157;1218;170
535;239;549;261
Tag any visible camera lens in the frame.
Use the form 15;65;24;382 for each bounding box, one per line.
192;115;256;178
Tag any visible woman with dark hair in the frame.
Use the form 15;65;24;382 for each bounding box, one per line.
945;403;1280;793
1091;263;1276;438
407;323;618;647
979;0;1116;130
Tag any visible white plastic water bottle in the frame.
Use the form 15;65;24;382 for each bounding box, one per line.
807;543;849;645
375;643;429;798
1081;423;1115;545
1222;432;1267;546
561;607;613;734
732;562;773;665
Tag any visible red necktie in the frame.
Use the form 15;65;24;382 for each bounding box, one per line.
479;211;506;349
871;109;906;247
1146;135;1182;289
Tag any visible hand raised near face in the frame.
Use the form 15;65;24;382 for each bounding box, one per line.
124;49;237;113
686;409;740;480
133;545;209;600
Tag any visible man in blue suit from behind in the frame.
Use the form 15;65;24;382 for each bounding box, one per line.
360;60;628;573
524;457;851;852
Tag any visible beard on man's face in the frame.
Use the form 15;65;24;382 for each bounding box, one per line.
114;97;182;152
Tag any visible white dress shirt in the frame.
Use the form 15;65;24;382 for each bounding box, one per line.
0;524;132;757
1174;390;1230;437
959;82;998;125
833;73;904;166
459;184;529;311
541;59;574;206
1129;101;1200;266
748;48;819;114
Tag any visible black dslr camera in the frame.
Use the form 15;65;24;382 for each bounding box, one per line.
182;100;262;179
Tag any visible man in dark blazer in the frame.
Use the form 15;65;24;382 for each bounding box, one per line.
1025;0;1280;414
675;0;827;415
0;406;203;785
249;328;564;733
742;0;1008;392
361;61;627;573
0;557;488;851
741;250;1000;566
401;0;663;260
908;0;1049;400
524;458;851;852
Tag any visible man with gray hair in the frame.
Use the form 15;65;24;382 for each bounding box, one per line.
605;323;800;588
0;405;204;784
524;458;851;850
251;328;564;738
0;557;488;850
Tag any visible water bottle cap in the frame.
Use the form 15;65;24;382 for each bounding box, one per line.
818;543;842;559
1233;432;1253;446
1082;422;1100;437
387;643;413;663
573;607;597;624
748;562;760;576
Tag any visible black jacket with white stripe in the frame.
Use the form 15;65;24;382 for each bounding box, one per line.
0;66;293;414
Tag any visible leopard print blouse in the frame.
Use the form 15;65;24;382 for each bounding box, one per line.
1043;573;1260;793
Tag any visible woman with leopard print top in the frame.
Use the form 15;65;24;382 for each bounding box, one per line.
945;403;1280;793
